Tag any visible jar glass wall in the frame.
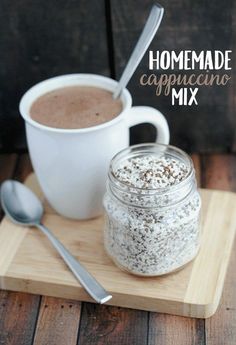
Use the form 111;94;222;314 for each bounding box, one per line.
103;143;201;276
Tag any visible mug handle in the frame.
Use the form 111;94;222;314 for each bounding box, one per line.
125;106;170;144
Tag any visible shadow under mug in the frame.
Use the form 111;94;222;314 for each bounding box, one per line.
19;74;170;219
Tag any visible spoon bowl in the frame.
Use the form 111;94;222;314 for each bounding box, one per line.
1;180;43;225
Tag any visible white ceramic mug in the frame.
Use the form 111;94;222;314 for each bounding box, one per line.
19;74;170;219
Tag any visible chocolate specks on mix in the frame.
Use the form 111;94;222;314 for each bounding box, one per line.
113;155;189;189
103;145;202;276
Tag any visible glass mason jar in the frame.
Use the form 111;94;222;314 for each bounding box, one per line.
103;143;201;276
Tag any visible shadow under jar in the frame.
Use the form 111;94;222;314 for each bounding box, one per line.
103;143;201;276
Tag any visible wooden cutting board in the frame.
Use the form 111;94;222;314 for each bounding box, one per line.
0;174;236;318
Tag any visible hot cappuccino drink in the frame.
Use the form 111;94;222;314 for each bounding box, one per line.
30;86;123;129
20;74;169;219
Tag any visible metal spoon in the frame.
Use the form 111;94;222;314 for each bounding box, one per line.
113;3;164;99
0;180;112;304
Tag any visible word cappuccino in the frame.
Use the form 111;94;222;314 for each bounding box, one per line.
140;50;232;105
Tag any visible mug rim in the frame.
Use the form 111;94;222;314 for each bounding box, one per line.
19;73;132;134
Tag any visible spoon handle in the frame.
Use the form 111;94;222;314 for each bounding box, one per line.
37;223;112;304
113;3;164;99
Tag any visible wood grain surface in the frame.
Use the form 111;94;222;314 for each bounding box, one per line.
78;303;148;345
202;155;236;345
0;291;40;345
0;154;236;344
148;314;205;345
33;297;81;345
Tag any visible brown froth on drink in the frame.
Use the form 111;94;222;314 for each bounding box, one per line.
30;86;123;129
